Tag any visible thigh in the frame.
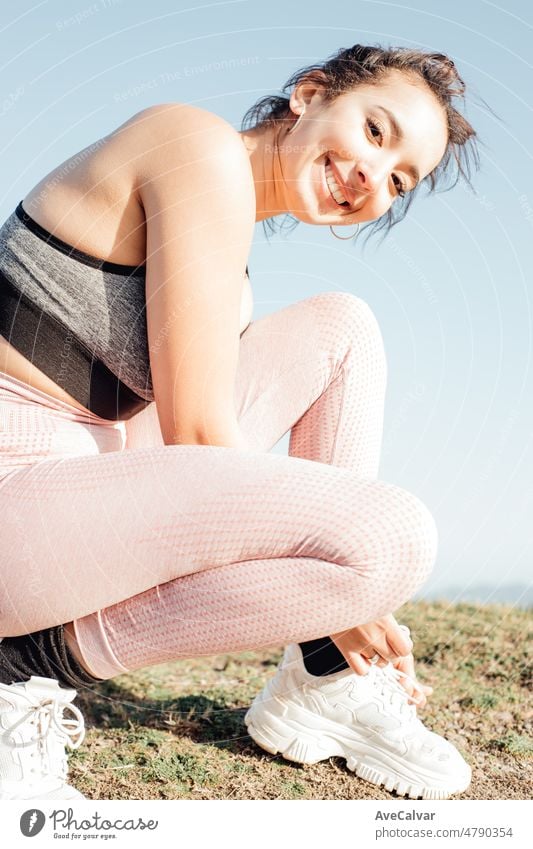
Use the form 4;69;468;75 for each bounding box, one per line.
123;292;371;455
0;442;415;635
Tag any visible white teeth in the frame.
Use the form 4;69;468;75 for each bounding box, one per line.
325;164;347;206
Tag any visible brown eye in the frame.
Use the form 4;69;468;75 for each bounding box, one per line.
367;118;384;143
392;174;406;198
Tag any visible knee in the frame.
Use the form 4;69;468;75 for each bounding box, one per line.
398;488;438;588
381;486;438;603
346;482;438;607
304;291;386;368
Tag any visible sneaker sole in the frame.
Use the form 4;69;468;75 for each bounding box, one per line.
0;786;86;800
245;698;471;800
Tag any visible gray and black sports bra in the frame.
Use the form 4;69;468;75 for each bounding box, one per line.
0;201;250;420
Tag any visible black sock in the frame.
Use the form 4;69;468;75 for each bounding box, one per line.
0;625;101;690
298;637;350;676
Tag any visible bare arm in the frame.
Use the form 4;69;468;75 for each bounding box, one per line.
136;104;255;448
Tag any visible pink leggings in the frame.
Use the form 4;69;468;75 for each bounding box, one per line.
0;292;437;679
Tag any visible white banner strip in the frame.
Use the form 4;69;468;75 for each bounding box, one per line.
1;798;531;848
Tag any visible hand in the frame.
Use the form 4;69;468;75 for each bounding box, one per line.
330;614;413;676
391;652;433;709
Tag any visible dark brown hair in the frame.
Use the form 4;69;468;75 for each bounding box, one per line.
241;44;480;242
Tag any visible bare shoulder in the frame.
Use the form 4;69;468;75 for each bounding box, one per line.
114;102;253;190
122;101;239;138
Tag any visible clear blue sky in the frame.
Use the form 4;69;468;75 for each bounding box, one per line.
2;0;531;605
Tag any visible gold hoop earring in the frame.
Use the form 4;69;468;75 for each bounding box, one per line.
287;108;305;135
329;223;361;240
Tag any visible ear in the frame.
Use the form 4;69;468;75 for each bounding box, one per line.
289;71;329;115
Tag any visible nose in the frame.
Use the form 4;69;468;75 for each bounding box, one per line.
355;163;384;196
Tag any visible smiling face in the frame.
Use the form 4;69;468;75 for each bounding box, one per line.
276;69;449;226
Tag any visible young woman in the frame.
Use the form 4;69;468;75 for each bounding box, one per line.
0;44;478;801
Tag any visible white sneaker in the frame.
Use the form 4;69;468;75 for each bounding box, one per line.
245;643;471;799
0;676;86;799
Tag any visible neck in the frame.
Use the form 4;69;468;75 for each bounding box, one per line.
238;122;290;222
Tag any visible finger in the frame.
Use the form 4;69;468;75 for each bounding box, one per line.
360;647;388;667
403;675;432;707
410;685;428;707
394;659;420;699
346;653;371;676
363;654;388;668
405;680;425;705
361;634;400;664
331;631;371;658
411;679;430;703
393;653;416;677
392;654;432;706
373;623;407;659
401;678;415;696
407;672;432;697
385;627;414;658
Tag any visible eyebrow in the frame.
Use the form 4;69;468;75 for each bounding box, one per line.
375;106;420;188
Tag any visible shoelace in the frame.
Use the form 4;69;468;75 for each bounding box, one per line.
8;698;85;779
370;663;422;718
34;698;85;750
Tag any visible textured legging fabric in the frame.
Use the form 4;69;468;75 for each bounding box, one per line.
0;292;438;679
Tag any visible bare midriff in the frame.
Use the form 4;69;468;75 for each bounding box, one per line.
0;334;96;414
0;182;143;417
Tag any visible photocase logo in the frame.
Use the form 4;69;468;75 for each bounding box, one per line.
20;809;46;837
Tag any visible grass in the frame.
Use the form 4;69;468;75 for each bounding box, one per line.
69;601;532;800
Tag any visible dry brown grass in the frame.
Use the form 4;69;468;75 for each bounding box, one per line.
69;601;532;800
